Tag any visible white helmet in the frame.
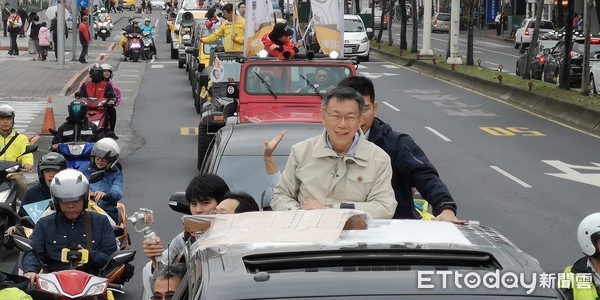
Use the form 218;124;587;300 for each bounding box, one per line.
100;63;113;78
0;103;15;118
577;213;600;256
91;138;120;169
144;18;150;22
51;169;90;211
100;7;106;12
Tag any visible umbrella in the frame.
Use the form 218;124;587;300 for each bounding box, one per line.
45;5;71;20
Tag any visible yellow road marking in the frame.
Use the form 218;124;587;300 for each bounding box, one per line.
180;127;198;135
480;127;545;136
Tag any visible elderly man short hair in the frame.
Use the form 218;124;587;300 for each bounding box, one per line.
271;86;397;218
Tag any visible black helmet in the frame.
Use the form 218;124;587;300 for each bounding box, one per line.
88;63;103;83
68;99;88;123
0;104;15;118
50;169;90;211
37;152;68;185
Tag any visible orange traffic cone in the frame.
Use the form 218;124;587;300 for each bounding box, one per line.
41;97;56;135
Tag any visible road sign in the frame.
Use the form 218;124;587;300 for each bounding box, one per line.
79;0;89;8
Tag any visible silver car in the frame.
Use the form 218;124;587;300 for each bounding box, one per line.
432;12;451;33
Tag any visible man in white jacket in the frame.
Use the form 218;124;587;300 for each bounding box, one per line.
271;86;397;219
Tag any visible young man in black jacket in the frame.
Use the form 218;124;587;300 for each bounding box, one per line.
338;76;463;223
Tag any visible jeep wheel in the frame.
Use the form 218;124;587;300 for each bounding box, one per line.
592;75;597;94
197;125;214;171
166;29;172;43
178;59;184;69
515;63;520;76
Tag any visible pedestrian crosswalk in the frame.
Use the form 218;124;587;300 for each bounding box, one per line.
0;99;47;131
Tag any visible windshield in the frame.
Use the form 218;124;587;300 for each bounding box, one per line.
245;64;353;95
210;56;242;82
345;18;365;32
528;21;554;29
573;41;600;54
436;14;451;21
216;155;289;202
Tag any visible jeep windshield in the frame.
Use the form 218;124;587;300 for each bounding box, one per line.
244;64;353;95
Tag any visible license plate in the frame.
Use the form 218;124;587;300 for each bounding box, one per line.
344;47;352;54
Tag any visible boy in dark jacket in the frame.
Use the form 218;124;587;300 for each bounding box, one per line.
338;76;463;223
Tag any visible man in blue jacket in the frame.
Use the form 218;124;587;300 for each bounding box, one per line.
338;76;463;223
22;169;117;281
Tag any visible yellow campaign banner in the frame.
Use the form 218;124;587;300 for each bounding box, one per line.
245;25;274;56
310;0;344;55
244;0;276;56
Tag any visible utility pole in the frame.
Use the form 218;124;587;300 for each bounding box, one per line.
57;1;65;65
72;0;78;61
446;0;462;64
419;0;433;56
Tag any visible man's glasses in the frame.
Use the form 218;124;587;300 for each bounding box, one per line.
151;291;175;300
322;110;359;124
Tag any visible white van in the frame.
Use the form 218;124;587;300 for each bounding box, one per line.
344;14;372;62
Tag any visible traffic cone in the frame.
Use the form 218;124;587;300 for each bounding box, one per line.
41;97;56;135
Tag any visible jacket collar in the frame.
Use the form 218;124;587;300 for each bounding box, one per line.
312;129;369;167
366;117;391;143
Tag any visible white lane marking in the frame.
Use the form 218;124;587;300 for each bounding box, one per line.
151;65;164;68
151;61;178;64
121;74;140;77
357;64;368;69
383;64;399;69
150;57;156;63
434;48;444;52
381;101;401;112
155;19;159;27
121;89;134;92
121;69;141;72
425;126;452;141
490;166;532;188
117;81;137;83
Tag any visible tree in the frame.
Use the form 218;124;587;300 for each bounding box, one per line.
463;0;476;65
558;0;574;90
399;0;407;50
410;0;418;52
387;1;393;45
522;0;544;79
376;0;388;42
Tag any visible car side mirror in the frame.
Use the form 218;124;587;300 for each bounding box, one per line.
168;192;191;215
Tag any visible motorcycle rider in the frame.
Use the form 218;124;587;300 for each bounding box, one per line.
101;63;120;139
51;99;103;150
79;138;122;224
18;152;68;217
75;63;117;136
0;104;34;201
121;18;144;59
22;169;118;282
140;18;156;57
95;7;112;37
562;213;600;299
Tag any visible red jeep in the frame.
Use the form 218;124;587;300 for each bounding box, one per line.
197;54;358;170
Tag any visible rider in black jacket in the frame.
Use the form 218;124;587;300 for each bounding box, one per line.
338;76;462;222
51;99;102;150
19;152;68;217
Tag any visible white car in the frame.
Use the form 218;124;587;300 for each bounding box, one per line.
514;18;555;50
151;0;164;8
344;14;371;62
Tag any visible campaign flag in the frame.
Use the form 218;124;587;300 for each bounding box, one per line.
23;199;53;224
310;0;344;55
244;0;276;56
292;0;302;42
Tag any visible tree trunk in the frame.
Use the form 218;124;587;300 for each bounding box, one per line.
559;0;575;90
388;2;393;46
522;0;545;79
557;1;565;28
595;0;600;29
377;0;388;42
400;0;407;50
410;0;418;52
466;2;474;66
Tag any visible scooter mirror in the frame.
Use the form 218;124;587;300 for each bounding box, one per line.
89;170;106;184
168;192;191;215
48;128;58;136
20;216;35;229
10;235;34;253
108;250;136;265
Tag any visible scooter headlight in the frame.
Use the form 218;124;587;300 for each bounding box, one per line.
131;42;141;49
84;282;107;296
38;277;60;294
67;144;85;156
92;120;100;126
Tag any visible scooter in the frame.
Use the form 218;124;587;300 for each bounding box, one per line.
80;97;111;129
123;32;143;62
48;128;95;169
94;16;113;41
142;30;156;59
0;145;38;250
9;234;135;299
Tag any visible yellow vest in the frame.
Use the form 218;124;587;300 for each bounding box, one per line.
564;265;599;300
